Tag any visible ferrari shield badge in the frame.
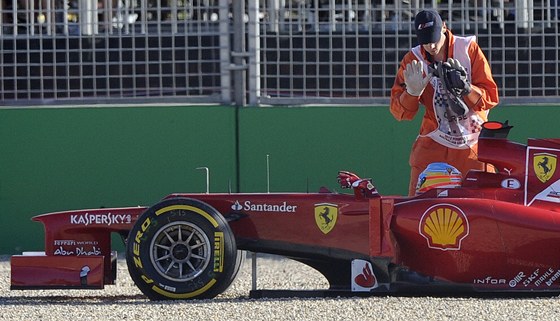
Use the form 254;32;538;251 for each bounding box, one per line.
533;153;557;183
419;204;469;251
314;203;338;234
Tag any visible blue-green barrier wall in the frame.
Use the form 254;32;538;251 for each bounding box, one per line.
0;105;558;254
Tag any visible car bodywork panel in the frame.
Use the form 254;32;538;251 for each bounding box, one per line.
10;122;560;296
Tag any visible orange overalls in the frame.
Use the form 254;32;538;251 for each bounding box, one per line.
390;30;499;196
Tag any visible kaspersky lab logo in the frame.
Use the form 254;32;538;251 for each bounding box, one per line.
230;200;297;213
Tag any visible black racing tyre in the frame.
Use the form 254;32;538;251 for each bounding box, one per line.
125;197;239;300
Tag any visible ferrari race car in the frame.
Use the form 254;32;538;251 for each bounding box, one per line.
10;121;560;300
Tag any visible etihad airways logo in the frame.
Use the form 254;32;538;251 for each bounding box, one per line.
231;200;297;213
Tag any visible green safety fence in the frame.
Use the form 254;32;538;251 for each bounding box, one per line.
0;104;557;254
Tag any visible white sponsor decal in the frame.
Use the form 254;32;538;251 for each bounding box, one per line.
54;246;102;256
54;240;77;246
473;277;506;285
351;259;378;292
231;200;297;213
523;269;540;287
509;271;526;287
535;268;555;287
546;269;560;286
70;213;132;226
510;268;559;287
501;178;521;189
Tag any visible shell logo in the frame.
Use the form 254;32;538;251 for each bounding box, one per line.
419;204;469;251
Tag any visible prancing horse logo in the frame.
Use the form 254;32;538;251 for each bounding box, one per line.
534;153;557;183
314;203;338;234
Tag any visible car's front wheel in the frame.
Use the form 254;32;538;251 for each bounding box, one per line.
126;197;239;300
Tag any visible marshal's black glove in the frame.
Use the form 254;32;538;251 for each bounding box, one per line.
443;58;472;97
430;61;469;116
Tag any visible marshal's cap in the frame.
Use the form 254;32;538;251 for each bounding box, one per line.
414;9;443;45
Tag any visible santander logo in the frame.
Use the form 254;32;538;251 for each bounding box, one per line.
230;200;297;213
355;263;376;287
351;259;378;291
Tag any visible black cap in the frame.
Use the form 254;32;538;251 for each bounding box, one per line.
414;10;443;45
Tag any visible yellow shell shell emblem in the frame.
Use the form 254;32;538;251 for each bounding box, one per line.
419;204;469;250
314;203;338;234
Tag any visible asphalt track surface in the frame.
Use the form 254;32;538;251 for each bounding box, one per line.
2;254;560;321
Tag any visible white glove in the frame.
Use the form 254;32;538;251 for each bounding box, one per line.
403;60;432;97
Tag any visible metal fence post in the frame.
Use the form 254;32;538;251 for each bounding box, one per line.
219;0;232;104
232;0;247;106
248;0;261;105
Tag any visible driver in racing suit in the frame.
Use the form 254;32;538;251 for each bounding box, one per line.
390;9;499;196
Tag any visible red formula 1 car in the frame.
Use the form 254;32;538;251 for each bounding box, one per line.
10;121;560;300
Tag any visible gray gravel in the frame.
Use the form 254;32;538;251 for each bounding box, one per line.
2;254;560;321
